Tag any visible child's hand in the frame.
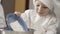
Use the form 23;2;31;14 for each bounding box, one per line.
14;11;21;17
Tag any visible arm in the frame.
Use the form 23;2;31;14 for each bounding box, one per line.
21;10;31;28
45;18;59;34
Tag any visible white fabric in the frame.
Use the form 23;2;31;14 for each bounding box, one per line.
53;0;60;18
10;21;25;32
21;9;59;34
0;0;6;28
53;0;60;7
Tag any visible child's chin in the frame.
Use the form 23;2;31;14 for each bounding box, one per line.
40;14;47;16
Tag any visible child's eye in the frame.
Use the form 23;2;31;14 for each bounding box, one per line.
43;7;48;8
36;5;40;7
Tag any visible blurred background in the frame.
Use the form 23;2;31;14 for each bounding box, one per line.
1;0;29;17
1;0;60;34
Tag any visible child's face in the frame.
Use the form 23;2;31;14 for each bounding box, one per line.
35;0;49;16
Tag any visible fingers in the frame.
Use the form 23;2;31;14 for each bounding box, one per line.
14;11;21;16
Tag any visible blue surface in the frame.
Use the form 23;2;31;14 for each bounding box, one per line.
6;13;29;31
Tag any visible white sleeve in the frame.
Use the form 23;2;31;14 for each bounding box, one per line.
21;10;31;28
45;19;59;34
